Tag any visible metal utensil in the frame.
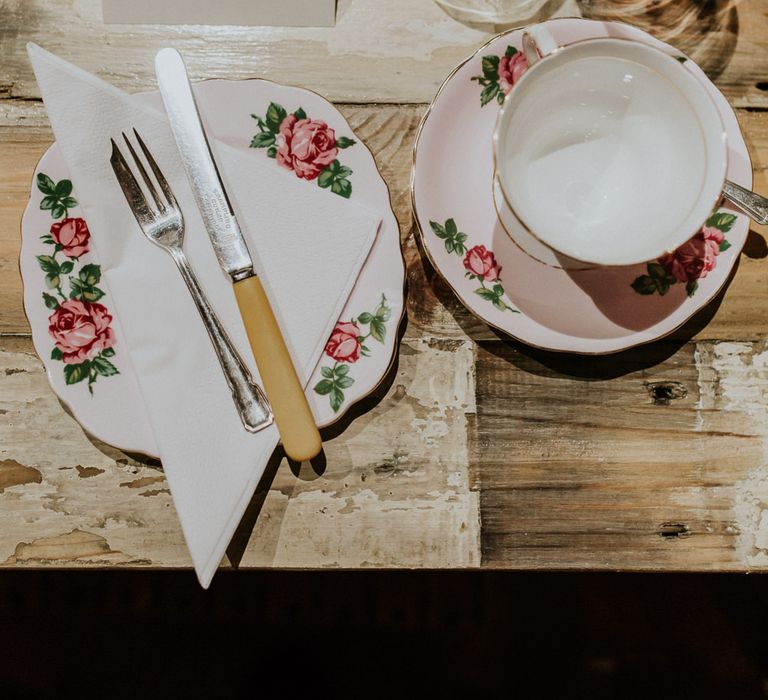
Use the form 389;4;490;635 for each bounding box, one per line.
110;129;273;433
723;180;768;225
155;47;322;462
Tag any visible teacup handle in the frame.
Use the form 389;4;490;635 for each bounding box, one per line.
522;24;560;67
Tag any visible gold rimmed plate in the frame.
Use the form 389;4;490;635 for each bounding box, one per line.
20;78;405;458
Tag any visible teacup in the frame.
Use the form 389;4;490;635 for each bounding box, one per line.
492;25;728;268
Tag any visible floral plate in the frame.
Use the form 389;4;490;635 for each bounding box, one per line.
412;17;752;354
20;79;404;458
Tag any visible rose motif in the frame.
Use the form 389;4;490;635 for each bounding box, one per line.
48;300;115;364
499;51;528;94
631;212;735;298
324;321;362;364
276;114;339;180
660;231;720;283
463;245;502;282
701;225;725;247
50;217;90;259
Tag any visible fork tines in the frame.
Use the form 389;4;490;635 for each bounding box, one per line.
110;128;179;225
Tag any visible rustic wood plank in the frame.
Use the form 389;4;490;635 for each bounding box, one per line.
474;338;768;570
582;0;768;109
2;105;767;339
2;0;768;574
0;332;480;569
0;138;48;334
0;0;766;106
8;322;768;571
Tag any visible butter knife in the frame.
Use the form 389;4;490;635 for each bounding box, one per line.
155;47;322;462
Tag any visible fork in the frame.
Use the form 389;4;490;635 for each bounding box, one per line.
110;129;273;433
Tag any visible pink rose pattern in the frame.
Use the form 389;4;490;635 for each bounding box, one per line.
277;114;338;180
49;300;115;364
36;172;119;393
50;217;90;259
498;50;529;95
430;219;518;313
325;321;362;364
250;101;356;198
314;295;391;413
471;45;529;107
631;212;736;297
463;244;502;282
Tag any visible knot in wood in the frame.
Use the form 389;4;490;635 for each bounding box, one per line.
645;381;688;406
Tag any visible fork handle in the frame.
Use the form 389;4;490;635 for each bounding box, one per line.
723;180;768;225
169;248;273;433
234;275;322;462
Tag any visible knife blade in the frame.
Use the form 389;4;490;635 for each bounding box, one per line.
155;49;252;283
155;47;322;462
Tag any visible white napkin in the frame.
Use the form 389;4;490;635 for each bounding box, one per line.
28;44;381;587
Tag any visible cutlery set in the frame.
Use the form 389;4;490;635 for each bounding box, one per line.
112;48;322;462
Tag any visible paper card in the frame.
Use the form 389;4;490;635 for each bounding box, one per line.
102;0;336;27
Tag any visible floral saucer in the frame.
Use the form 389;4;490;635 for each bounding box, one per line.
412;17;752;354
20;79;404;458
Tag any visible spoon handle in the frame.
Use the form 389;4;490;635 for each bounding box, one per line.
723;180;768;225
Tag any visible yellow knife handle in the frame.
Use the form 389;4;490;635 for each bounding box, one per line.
233;275;322;461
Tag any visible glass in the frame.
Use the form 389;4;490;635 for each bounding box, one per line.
432;0;565;31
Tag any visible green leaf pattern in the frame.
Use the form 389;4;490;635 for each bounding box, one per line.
429;218;519;313
631;209;737;298
430;218;468;255
471;45;527;107
250;101;357;198
314;295;392;413
36;172;118;394
37;173;78;218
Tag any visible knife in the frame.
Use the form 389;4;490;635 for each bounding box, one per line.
155;47;322;462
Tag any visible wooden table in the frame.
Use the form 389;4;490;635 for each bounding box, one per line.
1;0;767;572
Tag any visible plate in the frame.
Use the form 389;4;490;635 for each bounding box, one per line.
20;79;405;458
412;17;752;354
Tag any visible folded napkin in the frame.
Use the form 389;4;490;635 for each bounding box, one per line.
28;44;381;587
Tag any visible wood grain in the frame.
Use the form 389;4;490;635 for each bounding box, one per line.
474;339;768;570
1;0;767;106
1;0;768;572
2;105;767;338
0;332;480;569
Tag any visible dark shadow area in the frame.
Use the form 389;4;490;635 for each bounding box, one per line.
225;448;284;568
287;449;327;479
480;265;730;380
489;217;689;337
1;571;767;698
415;224;735;381
744;229;768;259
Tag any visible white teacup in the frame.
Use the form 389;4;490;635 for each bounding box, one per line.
493;25;728;268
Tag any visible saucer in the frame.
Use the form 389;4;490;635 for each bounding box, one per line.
412;17;752;354
20;79;404;458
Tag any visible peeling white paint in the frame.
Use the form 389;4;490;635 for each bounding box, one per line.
0;348;184;566
405;338;475;447
2;332;482;570
242;336;481;568
697;341;768;569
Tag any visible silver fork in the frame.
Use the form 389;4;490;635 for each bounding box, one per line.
110;128;273;432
